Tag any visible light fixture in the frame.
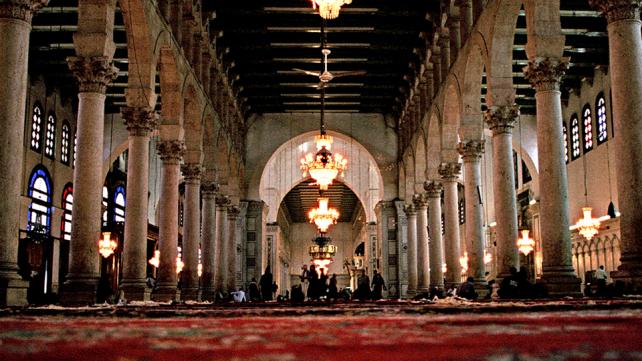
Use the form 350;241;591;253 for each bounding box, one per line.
148;250;160;268
176;257;184;274
484;251;493;265
98;231;117;258
309;235;337;275
459;252;469;274
197;248;203;277
516;229;535;256
575;207;601;241
308;197;340;233
310;0;353;19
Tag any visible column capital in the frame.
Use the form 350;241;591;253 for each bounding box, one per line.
227;206;240;219
438;162;462;181
201;181;219;197
181;163;202;183
67;56;119;94
458;140;485;161
589;0;641;23
0;0;47;22
412;193;427;208
424;180;443;198
156;140;185;164
404;204;417;216
484;105;520;134
523;57;569;92
216;195;231;207
121;107;158;136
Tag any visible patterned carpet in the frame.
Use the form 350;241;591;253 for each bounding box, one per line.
1;302;642;360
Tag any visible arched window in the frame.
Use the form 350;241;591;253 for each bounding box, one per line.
60;121;70;165
44;113;56;159
27;166;52;234
61;184;73;241
73;130;77;167
596;93;608;144
114;185;126;223
102;186;109;226
582;105;594;152
562;121;569;164
570;114;581;160
458;199;465;225
30;103;43;152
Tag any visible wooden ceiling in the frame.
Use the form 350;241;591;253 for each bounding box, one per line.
281;178;361;223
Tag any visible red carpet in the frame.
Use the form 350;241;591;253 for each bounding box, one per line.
1;309;642;360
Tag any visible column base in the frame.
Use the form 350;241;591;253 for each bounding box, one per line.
60;275;99;306
0;274;28;307
120;279;151;302
405;288;417;299
201;287;216;302
611;261;642;294
151;285;179;303
181;287;201;301
539;269;582;297
473;279;489;299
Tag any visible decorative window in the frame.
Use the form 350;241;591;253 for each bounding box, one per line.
102;186;109;226
570;115;581;160
73;130;77;167
563;122;569;164
61;184;73;241
44;113;56;159
30;103;43;152
60;121;70;165
458;199;465;225
596;94;608;144
27;166;52;234
114;185;126;223
582;105;594;152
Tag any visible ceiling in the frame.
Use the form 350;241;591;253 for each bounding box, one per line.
281;178;361;224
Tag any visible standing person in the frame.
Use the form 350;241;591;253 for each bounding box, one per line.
319;268;329;299
595;265;608;297
307;264;319;301
327;274;339;300
259;266;273;301
248;278;260;302
300;264;310;298
371;270;387;300
355;270;370;301
272;281;279;300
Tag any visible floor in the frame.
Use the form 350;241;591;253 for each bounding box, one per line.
1;299;641;361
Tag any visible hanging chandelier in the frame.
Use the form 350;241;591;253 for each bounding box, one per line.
308;197;340;233
575;207;601;241
309;235;337;274
310;0;352;19
98;232;117;258
516;229;535;256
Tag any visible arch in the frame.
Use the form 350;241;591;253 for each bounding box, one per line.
61;183;73;241
158;46;184;141
27;165;53;233
30;101;43;152
595;92;608;145
581;104;594;153
44;112;56;159
441;79;462;163
113;185;126;223
570;114;581;160
461;37;489;141
404;152;416;200
414;126;428;191
182;85;204;165
426;110;442;179
259;131;384;223
60;120;71;165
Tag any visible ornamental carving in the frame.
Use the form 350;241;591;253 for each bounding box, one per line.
67;56;119;94
404;204;417;216
156;140;185;164
216;195;231;207
201;181;219;197
181;163;202;183
589;0;641;23
424;180;443;198
227;206;241;219
484;105;519;135
412;193;427;208
439;162;462;181
121;107;158;136
0;0;48;23
523;57;569;92
458;140;485;161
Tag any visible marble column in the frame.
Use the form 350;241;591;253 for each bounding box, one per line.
180;163;202;301
413;194;430;293
524;58;581;296
152;140;184;302
214;195;230;295
405;204;418;296
200;181;218;301
484;105;519;280
0;0;48;306
459;0;473;43
120;107;158;301
440;163;463;289
439;30;451;80
590;0;642;290
226;206;240;292
458;141;487;289
425;181;445;292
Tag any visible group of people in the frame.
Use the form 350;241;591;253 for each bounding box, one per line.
294;264;340;301
353;269;387;301
244;266;279;302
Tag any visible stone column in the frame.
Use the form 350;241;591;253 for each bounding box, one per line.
425;181;445;292
226;206;240;292
459;0;474;43
200;181;218;301
439;29;450;80
432;47;442;86
440;163;463;289
0;0;48;306
524;58;581;296
590;0;642;290
484;106;520;280
405;204;418;296
214;195;230;294
152;140;184;302
120;107;158;301
180;163;202;301
458;141;487;289
448;16;461;62
413;194;430;293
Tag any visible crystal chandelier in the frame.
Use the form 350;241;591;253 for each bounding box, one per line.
575;207;601;241
308;197;340;233
98;232;117;258
310;0;352;19
516;229;535;256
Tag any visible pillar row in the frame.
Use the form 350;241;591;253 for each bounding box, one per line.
405;204;418;296
425;181;445;292
413;194;430;293
200;181;218;301
181;163;202;301
226;206;240;292
440;163;462;289
214;195;230;294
